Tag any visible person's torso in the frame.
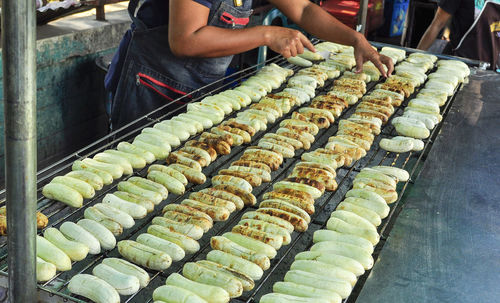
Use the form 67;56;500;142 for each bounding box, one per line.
448;0;500;48
448;0;475;48
108;0;254;127
135;0;254;88
137;0;253;29
455;1;500;68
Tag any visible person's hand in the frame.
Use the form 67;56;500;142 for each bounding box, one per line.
264;26;316;58
353;33;394;78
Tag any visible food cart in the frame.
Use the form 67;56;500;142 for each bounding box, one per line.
1;1;499;303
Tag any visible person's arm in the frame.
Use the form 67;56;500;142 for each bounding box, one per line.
417;7;452;50
168;0;314;58
269;0;393;77
169;0;392;76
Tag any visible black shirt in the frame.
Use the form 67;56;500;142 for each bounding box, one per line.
439;0;474;49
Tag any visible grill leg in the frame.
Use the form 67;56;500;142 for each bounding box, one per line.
2;0;38;301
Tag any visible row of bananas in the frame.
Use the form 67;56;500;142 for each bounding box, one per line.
260;48;469;303
151;45;397;303
258;46;410;303
150;42;372;303
37;62;297;292
378;47;469;152
63;43;358;302
260;166;409;303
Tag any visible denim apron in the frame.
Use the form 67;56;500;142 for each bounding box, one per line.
111;0;253;128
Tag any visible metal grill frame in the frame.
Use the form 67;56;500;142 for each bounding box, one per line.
0;42;478;303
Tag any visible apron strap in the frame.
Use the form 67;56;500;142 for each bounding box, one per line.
128;0;148;31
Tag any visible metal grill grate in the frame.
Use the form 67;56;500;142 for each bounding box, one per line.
0;43;472;302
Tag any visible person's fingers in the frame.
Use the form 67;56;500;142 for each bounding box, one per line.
372;57;387;78
299;33;316;52
289;40;297;57
380;55;394;76
354;52;364;73
295;37;305;55
282;47;292;59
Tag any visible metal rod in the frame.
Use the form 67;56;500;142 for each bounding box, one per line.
2;0;38;301
359;0;369;35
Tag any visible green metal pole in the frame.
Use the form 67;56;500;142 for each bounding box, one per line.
2;0;38;301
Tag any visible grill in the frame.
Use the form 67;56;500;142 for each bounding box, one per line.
0;41;479;303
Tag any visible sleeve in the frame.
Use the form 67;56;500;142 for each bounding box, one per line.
193;0;214;8
439;0;461;15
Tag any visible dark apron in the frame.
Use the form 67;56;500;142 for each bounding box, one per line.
454;1;500;69
111;0;253;128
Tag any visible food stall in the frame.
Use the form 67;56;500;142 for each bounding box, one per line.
1;1;499;303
